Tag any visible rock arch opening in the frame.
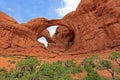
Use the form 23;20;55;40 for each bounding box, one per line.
47;25;75;52
37;26;58;47
47;26;58;37
34;19;76;52
38;37;48;47
37;24;75;52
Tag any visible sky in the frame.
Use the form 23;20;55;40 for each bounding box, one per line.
0;0;81;46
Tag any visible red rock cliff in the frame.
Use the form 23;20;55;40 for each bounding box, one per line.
50;0;120;54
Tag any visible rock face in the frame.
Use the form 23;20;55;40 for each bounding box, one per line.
0;0;120;56
0;12;52;57
66;0;120;54
47;26;74;53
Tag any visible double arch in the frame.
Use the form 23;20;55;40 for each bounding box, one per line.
37;19;76;51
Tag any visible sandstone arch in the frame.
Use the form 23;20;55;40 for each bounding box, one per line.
0;0;120;56
45;19;76;52
0;12;75;53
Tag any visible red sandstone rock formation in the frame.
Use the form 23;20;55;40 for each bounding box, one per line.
0;0;120;56
66;0;120;54
0;12;52;57
47;26;74;53
0;11;18;24
47;0;120;54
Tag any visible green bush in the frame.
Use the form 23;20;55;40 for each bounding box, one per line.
16;56;41;73
81;54;100;69
109;52;120;66
83;67;101;80
98;60;112;70
109;52;120;61
71;64;83;74
7;56;41;79
0;68;9;80
37;61;72;80
64;59;75;68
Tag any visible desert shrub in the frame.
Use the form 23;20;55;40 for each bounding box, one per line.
64;59;83;74
98;60;112;69
97;60;116;80
81;56;101;80
0;68;9;80
16;56;41;73
71;64;83;74
81;54;110;80
7;56;41;79
109;52;120;66
64;59;75;68
109;52;120;61
83;66;101;80
37;61;72;80
81;54;100;69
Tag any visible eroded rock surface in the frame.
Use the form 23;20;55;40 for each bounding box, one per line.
47;26;74;53
0;12;51;57
0;0;120;56
60;0;120;54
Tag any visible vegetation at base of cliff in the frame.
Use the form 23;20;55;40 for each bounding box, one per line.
0;52;120;80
